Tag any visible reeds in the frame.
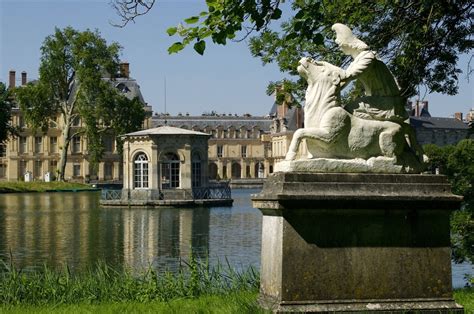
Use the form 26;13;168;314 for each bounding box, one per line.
0;256;259;306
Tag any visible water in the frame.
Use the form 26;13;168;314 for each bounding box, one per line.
0;189;471;287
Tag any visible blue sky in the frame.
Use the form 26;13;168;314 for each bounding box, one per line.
1;0;472;118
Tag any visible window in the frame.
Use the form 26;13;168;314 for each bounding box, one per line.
241;145;247;158
34;136;42;153
72;116;81;126
0;164;6;178
161;153;180;189
49;160;57;174
50;137;58;153
19;137;27;153
34;160;42;178
104;162;113;179
235;130;240;138
192;152;201;188
73;164;81;177
134;153;149;189
49;117;58;128
19;160;27;176
0;144;6;158
103;136;114;153
19;116;25;128
72;136;81;153
217;145;223;158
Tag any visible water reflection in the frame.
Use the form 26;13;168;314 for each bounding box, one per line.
0;190;469;287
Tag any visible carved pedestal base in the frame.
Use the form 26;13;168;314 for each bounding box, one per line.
252;173;463;313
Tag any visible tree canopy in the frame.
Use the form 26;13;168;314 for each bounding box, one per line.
112;0;473;101
15;27;146;181
424;140;474;265
0;82;16;144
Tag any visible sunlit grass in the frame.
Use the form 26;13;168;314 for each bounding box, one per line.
0;259;471;313
0;181;93;193
0;258;259;306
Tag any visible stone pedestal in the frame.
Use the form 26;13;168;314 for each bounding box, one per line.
252;173;464;313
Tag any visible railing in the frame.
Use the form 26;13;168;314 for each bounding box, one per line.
192;181;231;200
100;181;231;201
101;189;122;200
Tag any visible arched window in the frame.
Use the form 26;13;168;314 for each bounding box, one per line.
231;162;241;179
192;152;202;188
209;163;218;180
161;153;180;189
255;162;265;178
134;153;149;189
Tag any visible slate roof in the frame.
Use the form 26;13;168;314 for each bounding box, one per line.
112;77;145;103
152;115;272;131
123;126;210;137
410;117;469;130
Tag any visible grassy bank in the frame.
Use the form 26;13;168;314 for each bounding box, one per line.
0;181;94;193
0;262;471;312
0;260;259;306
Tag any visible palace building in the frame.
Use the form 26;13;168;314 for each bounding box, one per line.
0;64;152;182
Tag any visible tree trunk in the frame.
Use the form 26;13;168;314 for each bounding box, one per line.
57;117;72;181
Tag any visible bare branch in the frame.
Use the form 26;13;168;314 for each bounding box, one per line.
110;0;156;27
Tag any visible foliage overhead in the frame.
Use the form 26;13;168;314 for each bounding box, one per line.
0;82;17;143
14;27;146;180
112;0;473;101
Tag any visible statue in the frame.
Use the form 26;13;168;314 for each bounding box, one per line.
280;24;424;173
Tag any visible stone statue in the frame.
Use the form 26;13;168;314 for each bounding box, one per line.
280;24;424;173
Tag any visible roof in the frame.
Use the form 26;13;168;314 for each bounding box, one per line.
410;117;469;130
152;115;272;131
112;77;145;103
123;125;210;137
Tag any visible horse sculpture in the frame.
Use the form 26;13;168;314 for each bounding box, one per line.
283;57;423;173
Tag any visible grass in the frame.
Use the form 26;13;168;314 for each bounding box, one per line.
0;291;264;313
0;181;93;193
0;260;471;313
0;258;259;306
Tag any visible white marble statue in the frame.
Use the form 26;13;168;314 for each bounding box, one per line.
279;24;424;173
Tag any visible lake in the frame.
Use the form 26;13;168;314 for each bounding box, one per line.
0;189;471;287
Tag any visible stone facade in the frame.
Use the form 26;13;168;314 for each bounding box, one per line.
0;65;152;182
408;100;470;146
152;114;275;179
121;126;210;202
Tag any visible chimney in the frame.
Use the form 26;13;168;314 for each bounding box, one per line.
454;112;463;121
9;70;15;89
422;101;428;113
21;71;27;86
120;62;130;78
412;100;420;117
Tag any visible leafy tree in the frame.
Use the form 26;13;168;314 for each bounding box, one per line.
0;82;16;143
112;0;473;101
15;27;146;181
424;140;474;265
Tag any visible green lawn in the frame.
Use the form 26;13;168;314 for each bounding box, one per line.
1;289;472;314
0;291;264;314
0;181;94;193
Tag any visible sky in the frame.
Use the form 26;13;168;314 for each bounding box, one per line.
1;0;472;118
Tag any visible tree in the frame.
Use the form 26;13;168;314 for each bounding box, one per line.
424;140;474;265
15;27;146;181
0;82;16;143
112;0;473;100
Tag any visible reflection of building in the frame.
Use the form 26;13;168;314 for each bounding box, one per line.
408;100;470;146
122;207;210;271
0;65;152;182
0;193;124;270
